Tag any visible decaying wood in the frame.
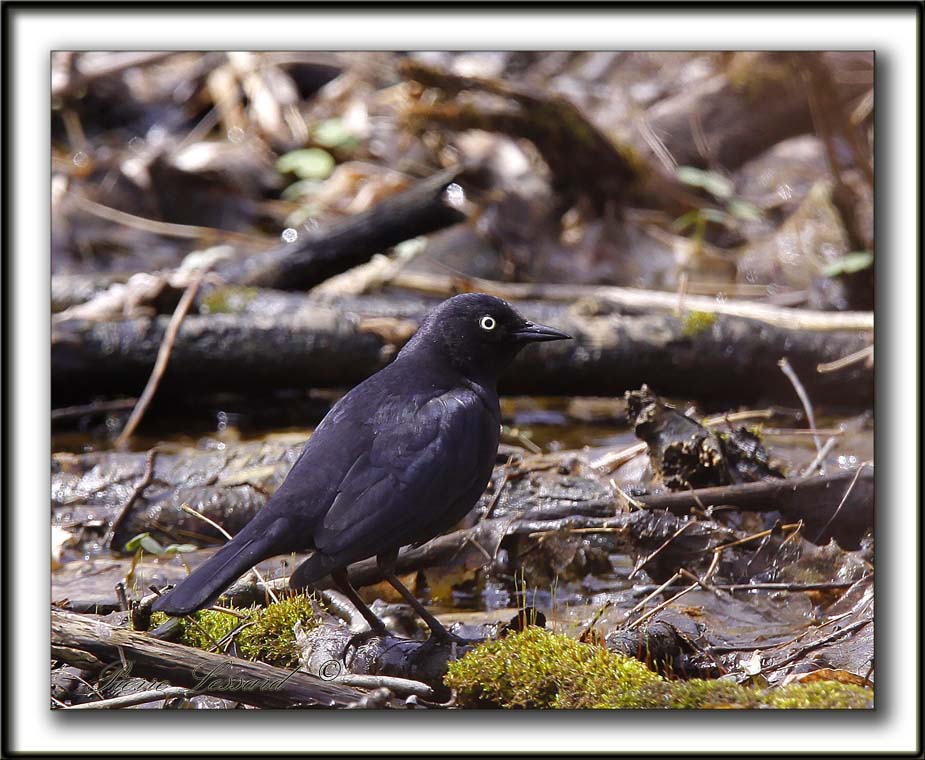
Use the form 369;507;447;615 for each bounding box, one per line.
215;167;468;290
637;466;873;549
51;292;873;406
51;607;370;708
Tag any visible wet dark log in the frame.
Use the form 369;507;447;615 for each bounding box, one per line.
51;292;873;407
637;466;873;549
50;607;370;708
215;167;468;290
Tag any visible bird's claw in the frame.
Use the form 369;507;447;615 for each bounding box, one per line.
426;630;474;648
341;627;388;662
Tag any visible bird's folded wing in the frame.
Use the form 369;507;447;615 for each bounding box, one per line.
312;389;487;560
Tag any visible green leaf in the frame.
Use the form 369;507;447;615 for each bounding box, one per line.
675;165;733;200
672;210;701;233
312;118;359;149
699;208;732;226
162;543;198;554
700;172;734;200
123;533;150;552
276;148;335;181
676;166;708;187
280;179;320;201
728;199;762;222
139;534;166;554
821;251;874;278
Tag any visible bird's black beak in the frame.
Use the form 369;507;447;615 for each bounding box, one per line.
512;320;572;343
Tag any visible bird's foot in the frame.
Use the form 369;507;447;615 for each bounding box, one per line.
425;629;474;648
341;626;389;662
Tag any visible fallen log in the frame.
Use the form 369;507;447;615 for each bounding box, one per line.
215;167;468;290
637;466;873;549
50;607;370;708
51;292;873;406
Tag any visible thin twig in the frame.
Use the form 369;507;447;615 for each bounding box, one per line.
69;192;268;246
482;459;514;521
633;580;857;596
814;462;872;544
627;580;699;630
392;272;874;332
762;618;872;675
621;572;681;623
817;344;874;373
115;273;205;449
762;427;845;437
707;522;802;554
628;520;694;580
105;448;159;551
178;504;279;604
778;358;825;474
62;686;193;710
52;398;138;421
801;435;838;477
335;674;437;701
677;567;721;596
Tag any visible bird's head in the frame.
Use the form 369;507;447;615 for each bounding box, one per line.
401;293;571;384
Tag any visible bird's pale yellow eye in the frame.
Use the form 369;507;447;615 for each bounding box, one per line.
479;315;496;331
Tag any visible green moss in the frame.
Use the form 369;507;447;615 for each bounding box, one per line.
237;594;316;667
150;608;244;650
666;678;759;709
445;628;873;709
681;310;718;337
444;627;662;708
199;286;259;315
149;594;316;667
763;681;873;709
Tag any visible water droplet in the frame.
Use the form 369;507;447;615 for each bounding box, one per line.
443;183;466;209
281;227;298;243
72;151;89;168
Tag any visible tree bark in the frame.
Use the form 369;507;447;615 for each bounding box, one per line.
50;607;371;708
52;292;873;407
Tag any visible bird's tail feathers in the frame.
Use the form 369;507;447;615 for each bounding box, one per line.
152;518;289;616
289;552;338;589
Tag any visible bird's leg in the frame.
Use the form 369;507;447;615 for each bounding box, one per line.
330;567;388;638
376;551;462;643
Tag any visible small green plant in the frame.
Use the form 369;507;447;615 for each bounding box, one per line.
123;532;197;590
673;166;762;255
276;148;335;181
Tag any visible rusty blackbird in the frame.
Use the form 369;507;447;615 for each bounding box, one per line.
152;293;570;639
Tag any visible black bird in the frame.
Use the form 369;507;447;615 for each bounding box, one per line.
151;293;570;639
